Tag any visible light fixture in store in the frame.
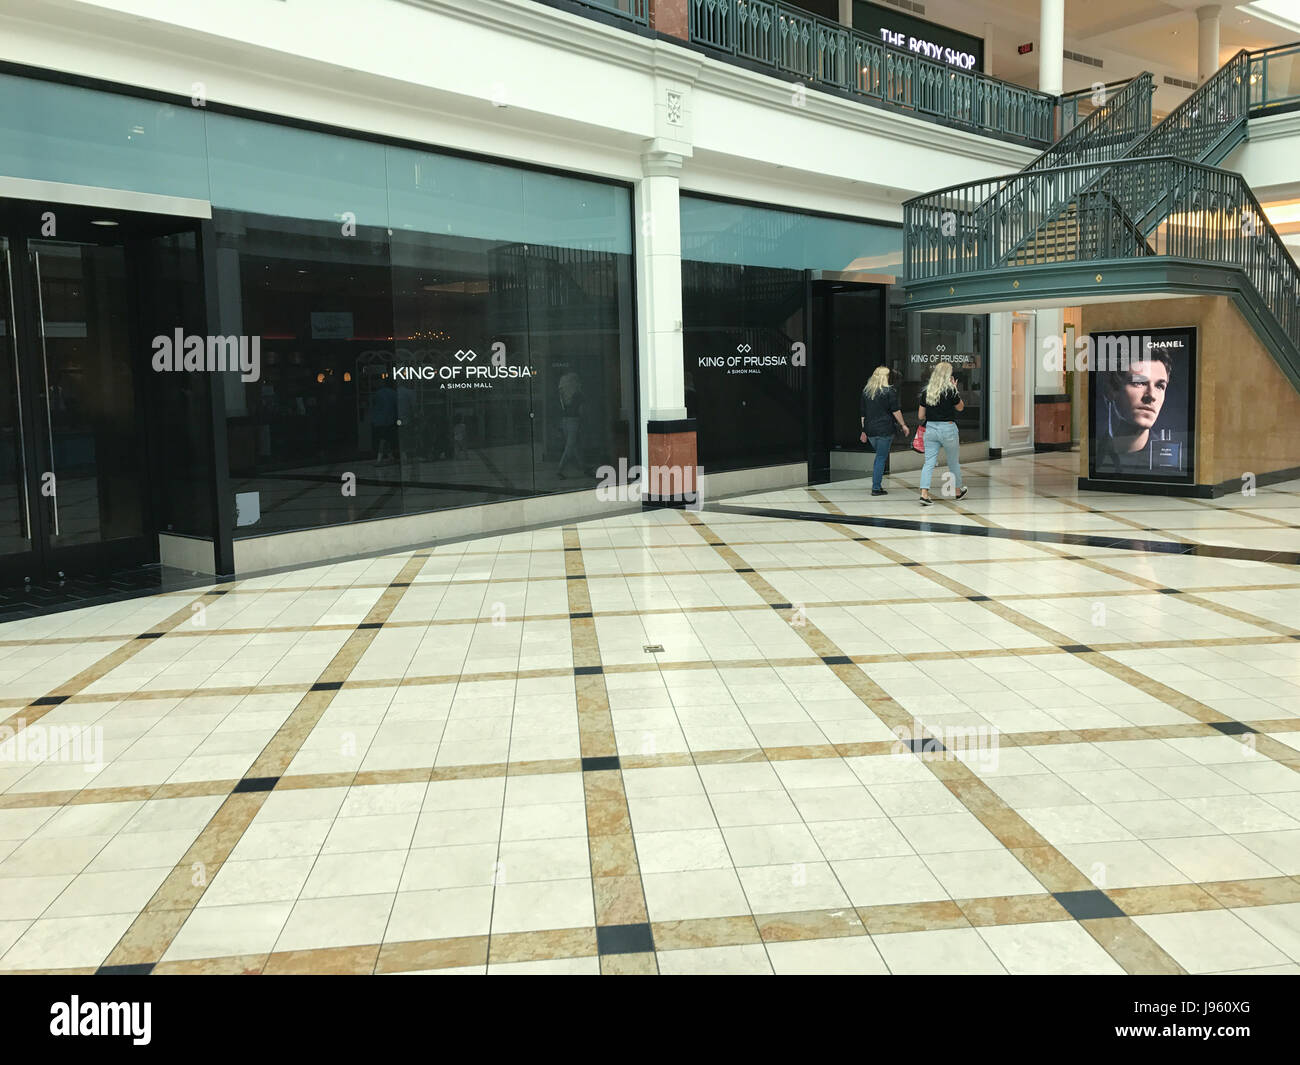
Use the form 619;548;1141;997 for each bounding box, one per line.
91;219;119;226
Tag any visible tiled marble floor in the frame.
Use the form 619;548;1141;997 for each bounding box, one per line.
1;452;1299;974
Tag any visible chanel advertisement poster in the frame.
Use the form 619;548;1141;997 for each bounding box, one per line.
1088;327;1196;485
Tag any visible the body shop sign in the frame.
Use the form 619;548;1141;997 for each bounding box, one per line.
854;0;984;73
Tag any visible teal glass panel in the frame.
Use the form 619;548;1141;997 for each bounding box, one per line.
204;113;389;226
680;196;903;273
388;147;631;253
0;74;208;199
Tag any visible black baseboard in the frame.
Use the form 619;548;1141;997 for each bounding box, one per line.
1034;442;1074;453
1080;463;1300;499
1078;476;1211;498
646;418;696;435
987;447;1002;460
641;496;699;510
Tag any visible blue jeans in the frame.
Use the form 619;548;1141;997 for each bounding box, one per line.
920;421;963;492
869;435;892;490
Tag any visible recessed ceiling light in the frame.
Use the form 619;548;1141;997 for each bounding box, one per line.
90;219;118;226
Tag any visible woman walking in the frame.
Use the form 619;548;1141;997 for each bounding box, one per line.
859;366;909;496
917;361;968;506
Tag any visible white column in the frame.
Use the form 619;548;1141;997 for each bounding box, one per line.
983;21;995;77
1198;5;1221;83
1039;0;1064;95
636;141;689;467
838;0;853;28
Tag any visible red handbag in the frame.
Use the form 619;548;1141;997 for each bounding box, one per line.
911;423;926;453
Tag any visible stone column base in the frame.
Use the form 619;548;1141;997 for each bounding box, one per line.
643;418;699;508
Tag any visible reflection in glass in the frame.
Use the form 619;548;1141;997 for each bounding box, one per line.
0;239;29;557
31;241;142;547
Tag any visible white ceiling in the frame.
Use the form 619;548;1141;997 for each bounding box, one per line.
898;0;1300;93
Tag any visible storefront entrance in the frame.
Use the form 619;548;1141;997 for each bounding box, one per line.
0;202;204;586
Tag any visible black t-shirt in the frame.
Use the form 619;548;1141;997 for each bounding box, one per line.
859;386;900;436
921;388;962;423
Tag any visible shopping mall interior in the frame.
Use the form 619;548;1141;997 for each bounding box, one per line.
0;0;1298;994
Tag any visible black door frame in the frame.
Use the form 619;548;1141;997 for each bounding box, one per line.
0;200;205;585
807;274;892;487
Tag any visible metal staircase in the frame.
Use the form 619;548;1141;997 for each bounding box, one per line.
902;45;1300;391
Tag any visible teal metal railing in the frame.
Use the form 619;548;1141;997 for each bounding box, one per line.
1032;73;1155;171
1058;79;1133;137
903;155;1300;363
1117;50;1250;166
1250;42;1300;113
571;0;649;24
687;0;1057;146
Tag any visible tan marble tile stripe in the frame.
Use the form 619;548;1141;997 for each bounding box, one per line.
25;576;1291;652
1048;495;1200;544
562;525;654;970
96;552;432;970
830;521;1268;741
1182;494;1299;529
8;712;1297;813
0;588;235;738
682;513;1181;974
31;874;1300;974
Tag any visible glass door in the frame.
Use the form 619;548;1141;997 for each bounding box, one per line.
0;222;154;585
27;239;148;571
0;237;37;577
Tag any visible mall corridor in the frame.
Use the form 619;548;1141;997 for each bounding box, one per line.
2;453;1299;976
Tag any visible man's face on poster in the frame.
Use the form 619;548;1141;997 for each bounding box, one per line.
1110;359;1168;432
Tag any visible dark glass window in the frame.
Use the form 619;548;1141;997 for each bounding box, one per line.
217;210;636;537
683;261;806;472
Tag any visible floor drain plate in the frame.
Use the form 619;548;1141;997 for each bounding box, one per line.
643;644;664;653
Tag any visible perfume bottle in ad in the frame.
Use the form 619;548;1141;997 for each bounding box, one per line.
1150;429;1183;472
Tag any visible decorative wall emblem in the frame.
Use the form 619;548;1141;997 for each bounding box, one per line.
666;90;683;125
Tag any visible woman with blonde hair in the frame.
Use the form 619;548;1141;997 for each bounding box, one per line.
859;366;909;495
917;361;968;506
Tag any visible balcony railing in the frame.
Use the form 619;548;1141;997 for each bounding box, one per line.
571;0;649;24
688;0;1056;146
1250;42;1300;113
1058;79;1133;137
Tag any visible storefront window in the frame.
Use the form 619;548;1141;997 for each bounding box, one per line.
886;289;988;448
211;126;637;537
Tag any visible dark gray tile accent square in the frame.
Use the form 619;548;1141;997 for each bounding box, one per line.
582;755;621;772
1208;721;1257;736
233;776;280;793
30;695;67;706
311;681;343;691
574;665;603;675
96;963;155;975
1061;645;1093;654
1053;889;1125;921
821;655;852;665
596;922;655;956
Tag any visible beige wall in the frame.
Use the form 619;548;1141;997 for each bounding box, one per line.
1079;296;1300;490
